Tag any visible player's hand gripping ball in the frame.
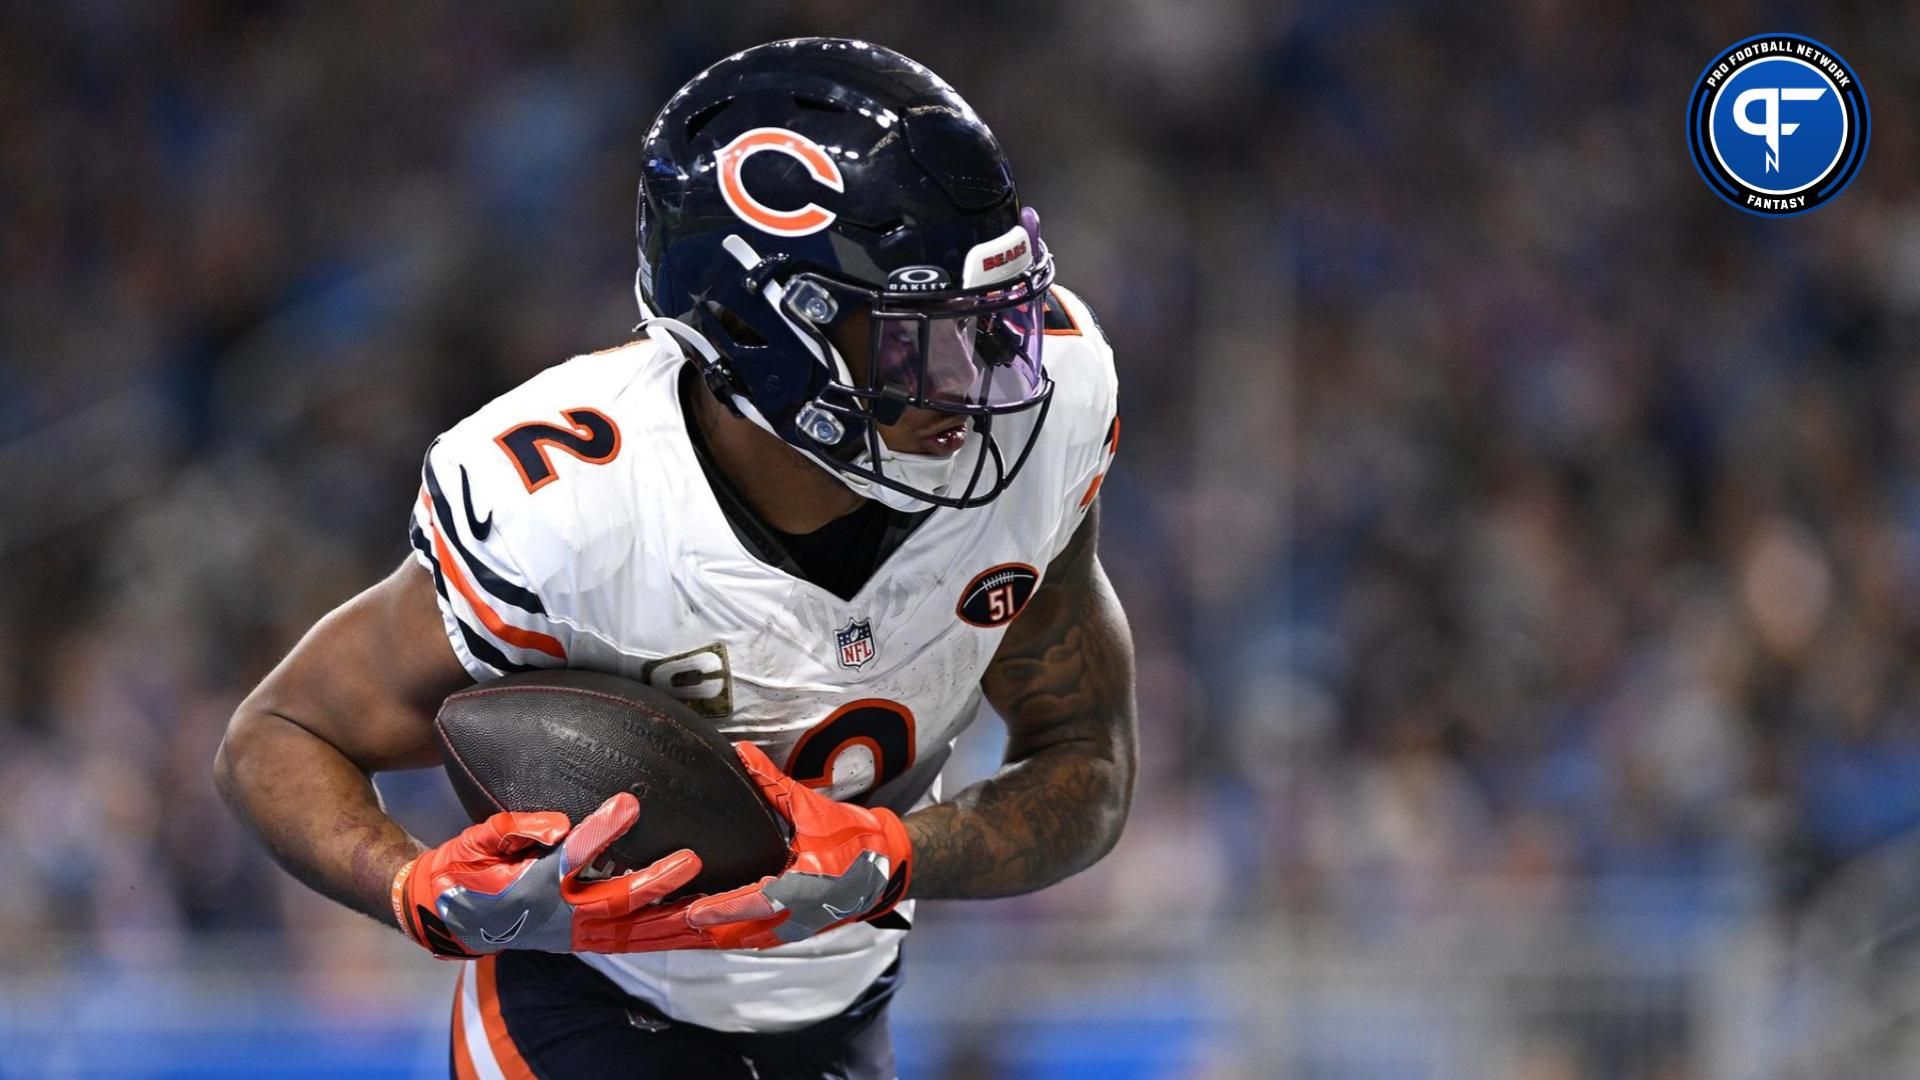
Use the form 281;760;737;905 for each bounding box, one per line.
432;671;790;898
392;793;704;958
404;670;910;957
395;749;913;957
683;742;914;949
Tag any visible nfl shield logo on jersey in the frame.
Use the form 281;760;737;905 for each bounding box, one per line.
836;618;877;670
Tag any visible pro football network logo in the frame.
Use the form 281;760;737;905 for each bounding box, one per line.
1687;34;1868;216
836;618;876;670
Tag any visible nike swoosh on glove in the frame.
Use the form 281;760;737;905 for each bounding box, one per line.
683;742;913;950
391;792;703;959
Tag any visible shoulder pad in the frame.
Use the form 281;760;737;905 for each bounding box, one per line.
407;342;654;678
1035;284;1119;557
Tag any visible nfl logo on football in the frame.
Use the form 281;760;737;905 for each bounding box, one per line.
836;618;877;670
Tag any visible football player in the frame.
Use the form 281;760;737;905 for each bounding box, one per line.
216;37;1135;1079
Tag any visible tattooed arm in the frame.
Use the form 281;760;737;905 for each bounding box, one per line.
903;502;1139;899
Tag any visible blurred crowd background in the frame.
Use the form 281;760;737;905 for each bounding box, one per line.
5;1;1920;1077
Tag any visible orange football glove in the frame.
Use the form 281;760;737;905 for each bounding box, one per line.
391;792;706;958
684;742;913;949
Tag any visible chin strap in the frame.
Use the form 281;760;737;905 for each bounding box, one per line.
639;314;750;420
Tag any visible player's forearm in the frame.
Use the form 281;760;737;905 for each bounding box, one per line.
907;507;1140;900
903;733;1132;899
214;709;424;928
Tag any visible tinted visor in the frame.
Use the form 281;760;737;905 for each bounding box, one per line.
870;292;1047;412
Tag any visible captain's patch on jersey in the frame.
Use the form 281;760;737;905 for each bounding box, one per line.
956;563;1039;628
639;642;733;718
835;618;877;670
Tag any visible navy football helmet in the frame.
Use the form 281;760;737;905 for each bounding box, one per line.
636;38;1055;510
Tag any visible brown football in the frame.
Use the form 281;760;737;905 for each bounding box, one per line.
434;669;788;898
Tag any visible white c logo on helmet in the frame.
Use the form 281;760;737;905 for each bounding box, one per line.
715;128;845;237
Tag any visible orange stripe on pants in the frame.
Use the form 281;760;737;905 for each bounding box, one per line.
476;955;541;1080
451;966;481;1080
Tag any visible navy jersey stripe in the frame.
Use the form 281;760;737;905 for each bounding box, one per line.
421;453;547;616
454;614;542;675
1043;290;1076;332
412;521;543;675
409;522;443;593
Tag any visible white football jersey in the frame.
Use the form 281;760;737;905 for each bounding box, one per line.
407;285;1117;1032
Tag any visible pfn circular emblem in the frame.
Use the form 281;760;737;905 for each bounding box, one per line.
1688;35;1868;217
